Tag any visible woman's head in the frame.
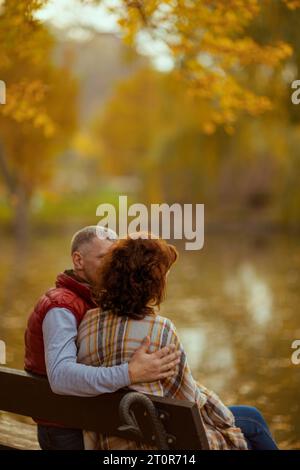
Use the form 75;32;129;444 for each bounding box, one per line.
94;233;178;319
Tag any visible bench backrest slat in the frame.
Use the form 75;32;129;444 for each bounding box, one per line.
0;367;209;449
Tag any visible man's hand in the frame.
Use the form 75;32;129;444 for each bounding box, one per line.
128;336;181;384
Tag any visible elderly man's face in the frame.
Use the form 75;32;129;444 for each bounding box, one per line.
72;236;114;285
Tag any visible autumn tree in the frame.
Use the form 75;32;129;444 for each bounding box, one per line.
89;0;299;132
0;0;77;245
90;0;300;226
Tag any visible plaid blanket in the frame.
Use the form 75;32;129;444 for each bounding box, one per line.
77;309;248;450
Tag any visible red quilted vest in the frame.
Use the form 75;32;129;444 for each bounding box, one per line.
24;270;97;376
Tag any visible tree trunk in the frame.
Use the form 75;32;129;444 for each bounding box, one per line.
0;143;31;250
13;185;30;251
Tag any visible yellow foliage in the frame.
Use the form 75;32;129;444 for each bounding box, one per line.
91;0;298;131
0;0;77;201
284;0;300;9
91;67;222;177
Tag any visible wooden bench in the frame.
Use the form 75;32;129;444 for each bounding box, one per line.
0;366;210;450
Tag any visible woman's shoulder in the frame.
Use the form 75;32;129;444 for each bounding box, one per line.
85;307;100;317
145;313;176;331
81;307;101;324
85;307;115;316
80;308;115;331
82;309;176;332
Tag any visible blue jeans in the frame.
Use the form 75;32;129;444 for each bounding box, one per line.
229;406;278;450
37;425;84;450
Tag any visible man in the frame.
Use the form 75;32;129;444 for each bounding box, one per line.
24;226;180;450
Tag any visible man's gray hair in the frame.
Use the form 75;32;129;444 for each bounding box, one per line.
71;225;118;254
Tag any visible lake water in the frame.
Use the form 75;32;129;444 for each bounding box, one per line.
0;231;299;449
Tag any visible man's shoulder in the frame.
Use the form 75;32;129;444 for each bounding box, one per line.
46;286;80;303
45;286;77;301
37;287;87;318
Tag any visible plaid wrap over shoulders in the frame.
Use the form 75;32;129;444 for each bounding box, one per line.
77;309;248;450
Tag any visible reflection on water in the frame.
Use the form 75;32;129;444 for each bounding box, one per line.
179;325;235;392
0;231;300;448
178;327;206;370
224;262;273;326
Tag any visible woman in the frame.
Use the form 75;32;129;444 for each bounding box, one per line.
77;234;278;450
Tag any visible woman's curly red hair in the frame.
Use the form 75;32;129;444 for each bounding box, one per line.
94;234;178;319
